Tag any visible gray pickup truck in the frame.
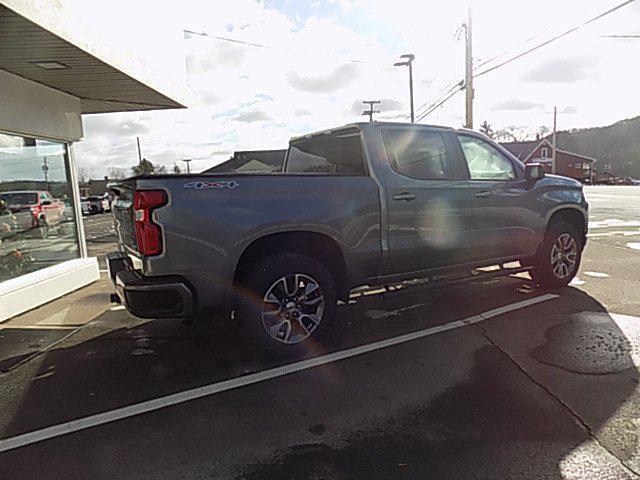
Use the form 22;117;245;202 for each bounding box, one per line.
108;122;588;355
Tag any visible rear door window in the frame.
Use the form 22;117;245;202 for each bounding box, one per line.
286;128;366;175
382;129;453;180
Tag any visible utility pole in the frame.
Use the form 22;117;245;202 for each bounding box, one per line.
362;100;381;122
182;158;192;174
136;136;142;166
42;156;49;191
394;54;415;122
552;106;557;174
464;0;474;129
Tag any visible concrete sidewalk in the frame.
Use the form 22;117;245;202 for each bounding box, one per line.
0;274;115;372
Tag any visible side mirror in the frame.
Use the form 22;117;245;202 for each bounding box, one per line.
525;163;545;181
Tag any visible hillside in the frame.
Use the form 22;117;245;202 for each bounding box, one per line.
555;116;640;178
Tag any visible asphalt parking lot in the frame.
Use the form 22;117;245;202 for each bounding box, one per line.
0;185;639;479
84;213;118;269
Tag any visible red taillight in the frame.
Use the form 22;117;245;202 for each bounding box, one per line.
133;190;166;255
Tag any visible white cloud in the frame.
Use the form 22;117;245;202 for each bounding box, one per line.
491;99;544;111
288;63;363;93
74;0;640;176
520;56;601;83
234;110;272;122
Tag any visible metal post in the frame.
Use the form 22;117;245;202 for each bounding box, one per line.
408;61;414;123
136;136;142;165
182;158;192;174
67;143;88;258
552;106;557;174
42;156;49;191
362;100;381;122
394;54;415;123
465;0;474;129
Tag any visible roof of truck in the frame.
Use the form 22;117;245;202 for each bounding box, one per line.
289;122;455;142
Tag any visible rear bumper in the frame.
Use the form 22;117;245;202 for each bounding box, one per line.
107;252;196;318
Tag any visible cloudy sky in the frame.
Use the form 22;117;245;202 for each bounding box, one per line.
74;0;640;177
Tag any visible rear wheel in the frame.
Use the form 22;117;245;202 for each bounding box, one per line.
530;221;582;289
236;252;337;358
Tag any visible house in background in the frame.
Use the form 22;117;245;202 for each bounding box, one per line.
203;150;287;174
500;138;596;183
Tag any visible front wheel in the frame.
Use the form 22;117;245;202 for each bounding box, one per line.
236;253;337;358
530;221;582;289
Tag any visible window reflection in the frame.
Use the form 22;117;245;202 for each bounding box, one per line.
0;133;80;283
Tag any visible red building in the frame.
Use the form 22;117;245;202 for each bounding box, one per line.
500;138;596;183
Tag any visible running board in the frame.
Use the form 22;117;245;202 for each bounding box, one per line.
348;263;532;300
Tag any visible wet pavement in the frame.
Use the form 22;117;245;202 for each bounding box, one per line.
0;185;638;479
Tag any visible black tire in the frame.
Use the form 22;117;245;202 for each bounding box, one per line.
530;221;582;289
235;252;337;358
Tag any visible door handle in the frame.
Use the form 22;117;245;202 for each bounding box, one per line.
392;192;416;202
474;190;492;199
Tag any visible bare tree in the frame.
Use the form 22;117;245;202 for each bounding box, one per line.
537;125;550;138
106;166;125;179
495;125;529;142
131;158;167;175
173;163;182;174
479;120;495;139
77;166;91;184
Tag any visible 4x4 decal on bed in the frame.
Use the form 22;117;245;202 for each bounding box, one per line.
183;180;239;190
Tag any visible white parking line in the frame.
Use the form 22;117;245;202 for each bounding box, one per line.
0;293;558;453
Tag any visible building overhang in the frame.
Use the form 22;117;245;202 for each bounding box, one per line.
0;3;186;114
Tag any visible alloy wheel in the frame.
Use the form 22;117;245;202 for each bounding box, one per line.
550;233;578;279
261;273;325;344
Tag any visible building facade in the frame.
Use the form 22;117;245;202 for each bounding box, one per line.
0;0;186;321
204;150;288;174
500;138;596;183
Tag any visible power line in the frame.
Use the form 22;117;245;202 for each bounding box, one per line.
413;78;464;118
415;0;636;122
183;29;394;67
474;0;636;78
601;34;640;38
415;85;464;122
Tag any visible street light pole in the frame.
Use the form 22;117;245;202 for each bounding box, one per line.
394;53;415;122
42;156;49;191
464;0;474;129
182;158;192;174
552;106;557;174
136;136;142;166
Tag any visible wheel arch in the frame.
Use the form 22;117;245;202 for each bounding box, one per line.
545;206;587;247
233;231;350;301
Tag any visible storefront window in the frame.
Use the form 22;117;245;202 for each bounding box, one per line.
0;133;80;283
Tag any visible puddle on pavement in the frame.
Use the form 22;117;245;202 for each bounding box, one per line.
531;311;635;375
